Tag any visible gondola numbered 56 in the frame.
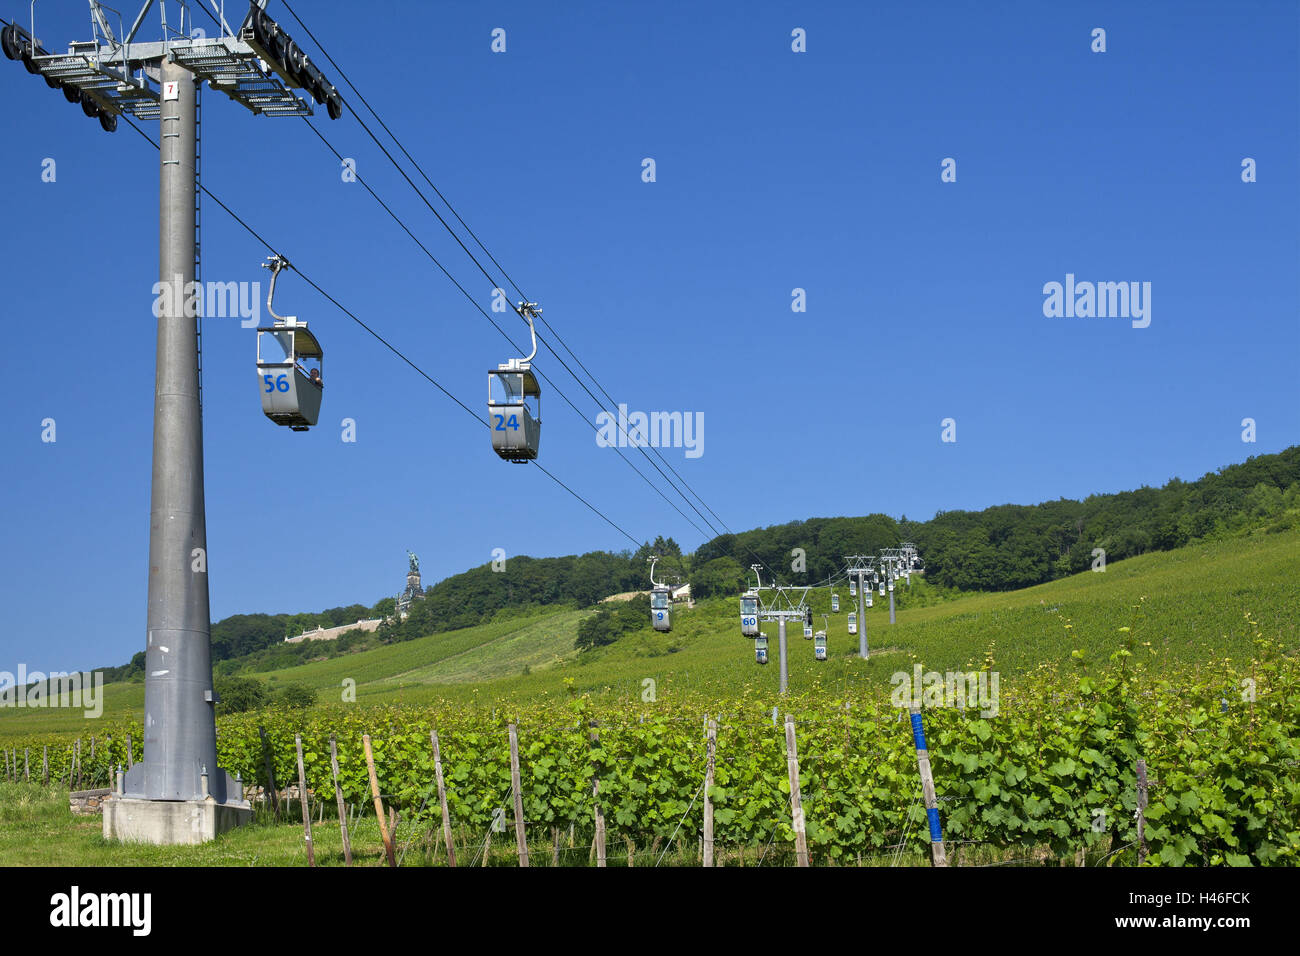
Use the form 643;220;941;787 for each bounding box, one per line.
256;255;323;432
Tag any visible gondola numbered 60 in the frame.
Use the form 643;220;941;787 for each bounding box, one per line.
489;302;543;462
256;255;323;432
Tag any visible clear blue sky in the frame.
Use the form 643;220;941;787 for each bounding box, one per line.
0;1;1295;673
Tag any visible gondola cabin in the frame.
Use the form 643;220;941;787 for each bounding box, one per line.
814;631;827;661
257;321;323;431
740;593;759;637
878;581;886;597
831;593;839;612
865;591;873;608
803;624;813;639
488;364;541;461
755;632;769;665
651;586;672;632
849;580;857;596
847;612;857;635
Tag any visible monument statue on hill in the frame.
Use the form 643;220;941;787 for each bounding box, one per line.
397;550;425;618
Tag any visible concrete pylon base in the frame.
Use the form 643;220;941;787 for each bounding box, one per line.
103;795;252;845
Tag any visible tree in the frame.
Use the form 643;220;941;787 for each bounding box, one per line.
272;682;317;709
691;556;746;600
214;675;266;716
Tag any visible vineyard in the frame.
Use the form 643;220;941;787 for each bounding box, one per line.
6;625;1297;866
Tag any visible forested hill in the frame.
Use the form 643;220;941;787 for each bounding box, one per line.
701;446;1300;591
100;445;1300;680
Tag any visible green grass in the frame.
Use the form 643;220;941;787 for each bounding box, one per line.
0;681;143;737
3;527;1296;739
0;781;1043;866
269;607;590;695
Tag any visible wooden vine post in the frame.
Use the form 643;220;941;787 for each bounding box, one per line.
363;734;397;868
590;721;606;867
1136;758;1149;866
507;723;529;867
329;734;353;866
258;725;280;817
703;717;717;867
42;746;48;786
908;707;949;867
784;715;809;867
430;729;456;867
294;735;315;867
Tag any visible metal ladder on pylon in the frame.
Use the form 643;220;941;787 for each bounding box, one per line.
193;80;203;413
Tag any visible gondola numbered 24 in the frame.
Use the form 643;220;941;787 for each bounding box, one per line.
489;302;542;462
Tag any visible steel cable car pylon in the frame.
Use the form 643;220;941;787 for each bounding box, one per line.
649;556;672;632
256;255;323;431
489;302;542;461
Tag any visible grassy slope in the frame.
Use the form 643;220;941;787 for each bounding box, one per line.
263;607;590;698
2;528;1295;737
353;527;1299;708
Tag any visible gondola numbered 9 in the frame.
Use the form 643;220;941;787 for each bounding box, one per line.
256;255;323;431
651;589;671;631
488;301;542;462
649;556;671;633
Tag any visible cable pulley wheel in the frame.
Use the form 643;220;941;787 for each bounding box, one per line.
251;8;274;47
1;24;20;60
